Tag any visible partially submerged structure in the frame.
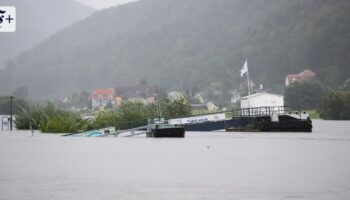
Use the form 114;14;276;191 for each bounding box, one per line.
171;93;312;132
230;93;312;132
226;106;312;132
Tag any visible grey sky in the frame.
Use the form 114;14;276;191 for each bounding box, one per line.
76;0;138;9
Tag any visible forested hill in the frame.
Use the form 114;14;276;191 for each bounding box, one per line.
1;0;349;98
0;0;94;68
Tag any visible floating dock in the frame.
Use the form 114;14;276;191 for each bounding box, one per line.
226;107;312;132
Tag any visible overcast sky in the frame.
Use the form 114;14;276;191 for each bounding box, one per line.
76;0;138;9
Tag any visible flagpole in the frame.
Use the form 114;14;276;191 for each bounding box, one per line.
246;59;251;96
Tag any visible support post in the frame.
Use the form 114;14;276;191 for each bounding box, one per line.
10;96;15;131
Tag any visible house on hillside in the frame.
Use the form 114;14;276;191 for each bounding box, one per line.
123;91;155;104
117;84;156;104
240;93;284;109
54;96;69;104
168;91;185;101
285;69;316;86
193;93;205;104
90;88;117;109
207;101;219;112
229;90;241;104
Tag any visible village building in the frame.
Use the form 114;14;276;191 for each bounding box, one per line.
115;96;123;107
168;91;185;101
229;90;241;104
207;101;219;112
117;84;156;104
285;69;316;86
193;93;205;104
90;88;117;109
0;115;10;131
55;96;70;104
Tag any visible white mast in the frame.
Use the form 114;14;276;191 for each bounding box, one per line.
246;59;251;96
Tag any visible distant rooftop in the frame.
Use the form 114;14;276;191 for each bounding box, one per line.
286;69;316;86
91;88;115;96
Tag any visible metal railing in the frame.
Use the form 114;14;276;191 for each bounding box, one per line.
232;106;290;118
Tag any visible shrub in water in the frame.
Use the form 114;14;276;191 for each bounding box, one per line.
16;102;91;133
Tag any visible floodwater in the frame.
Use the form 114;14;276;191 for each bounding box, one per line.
0;120;350;200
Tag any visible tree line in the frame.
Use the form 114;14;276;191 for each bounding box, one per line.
13;98;191;133
284;79;350;120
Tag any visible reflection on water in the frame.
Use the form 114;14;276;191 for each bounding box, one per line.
0;120;349;200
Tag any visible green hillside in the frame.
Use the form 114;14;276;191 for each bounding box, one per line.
1;0;349;98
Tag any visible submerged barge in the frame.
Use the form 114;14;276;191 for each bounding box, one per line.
226;106;312;132
146;118;185;138
146;124;185;138
170;106;312;132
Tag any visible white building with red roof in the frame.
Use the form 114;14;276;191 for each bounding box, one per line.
285;69;316;86
90;88;117;109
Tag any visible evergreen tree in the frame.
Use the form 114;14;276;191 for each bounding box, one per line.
284;79;326;110
319;91;350;120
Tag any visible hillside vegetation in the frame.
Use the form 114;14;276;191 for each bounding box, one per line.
1;0;349;98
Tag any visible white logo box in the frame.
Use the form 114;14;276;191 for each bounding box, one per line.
0;6;16;32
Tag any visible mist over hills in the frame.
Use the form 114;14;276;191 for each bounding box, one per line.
0;0;94;69
1;0;350;98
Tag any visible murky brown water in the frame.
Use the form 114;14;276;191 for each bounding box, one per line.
0;120;350;200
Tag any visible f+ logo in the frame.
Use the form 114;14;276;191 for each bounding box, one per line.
0;10;14;24
0;6;16;32
0;10;5;24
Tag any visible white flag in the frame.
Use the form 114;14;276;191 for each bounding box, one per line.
240;60;248;77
